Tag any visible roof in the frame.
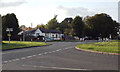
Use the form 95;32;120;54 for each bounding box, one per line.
18;28;62;35
26;29;36;34
39;28;62;34
18;29;36;35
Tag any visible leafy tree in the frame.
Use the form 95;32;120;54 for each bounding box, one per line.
45;15;59;29
59;18;73;35
36;24;45;29
2;13;20;40
71;16;85;38
84;24;93;37
86;13;119;39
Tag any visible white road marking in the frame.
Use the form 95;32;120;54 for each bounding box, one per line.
21;57;26;59
32;55;36;57
38;54;42;55
56;50;60;51
27;56;32;58
44;52;48;54
15;59;20;61
22;65;87;70
12;59;17;61
3;47;72;64
52;51;56;52
48;52;52;53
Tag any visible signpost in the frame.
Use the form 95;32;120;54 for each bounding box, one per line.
6;28;13;48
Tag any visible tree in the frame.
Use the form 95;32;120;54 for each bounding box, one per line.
84;24;93;37
86;13;119;39
45;15;59;29
2;13;20;40
59;18;73;35
36;24;45;29
71;16;85;38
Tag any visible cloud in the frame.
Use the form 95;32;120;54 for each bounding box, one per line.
56;6;96;17
0;0;26;8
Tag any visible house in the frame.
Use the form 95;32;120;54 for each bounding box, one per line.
18;27;64;41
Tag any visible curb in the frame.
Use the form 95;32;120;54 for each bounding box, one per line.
75;47;120;55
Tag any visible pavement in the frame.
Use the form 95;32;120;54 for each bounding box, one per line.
2;41;119;70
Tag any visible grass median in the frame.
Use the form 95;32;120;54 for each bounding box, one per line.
77;40;119;54
2;41;50;50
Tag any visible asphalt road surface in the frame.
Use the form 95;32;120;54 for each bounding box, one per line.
2;41;119;70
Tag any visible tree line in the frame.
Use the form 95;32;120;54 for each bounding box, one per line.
43;13;119;39
2;13;119;40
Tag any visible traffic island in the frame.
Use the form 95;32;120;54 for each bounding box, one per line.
75;40;120;55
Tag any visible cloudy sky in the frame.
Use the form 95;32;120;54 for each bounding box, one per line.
0;0;119;27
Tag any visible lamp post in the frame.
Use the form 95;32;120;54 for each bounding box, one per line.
6;28;13;48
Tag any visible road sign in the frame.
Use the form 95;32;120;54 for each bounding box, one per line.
6;28;13;32
7;34;11;37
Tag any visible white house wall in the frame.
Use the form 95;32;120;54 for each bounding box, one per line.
30;28;64;40
34;28;43;37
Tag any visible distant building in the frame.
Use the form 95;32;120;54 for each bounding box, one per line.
18;28;63;41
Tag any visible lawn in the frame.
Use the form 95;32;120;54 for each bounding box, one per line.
2;41;50;50
77;40;120;53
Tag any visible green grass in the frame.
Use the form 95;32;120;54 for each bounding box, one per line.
2;41;50;50
48;40;80;42
77;40;120;53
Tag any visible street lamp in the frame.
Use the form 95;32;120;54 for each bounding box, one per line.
6;28;13;48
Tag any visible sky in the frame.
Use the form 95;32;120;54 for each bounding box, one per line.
0;0;119;27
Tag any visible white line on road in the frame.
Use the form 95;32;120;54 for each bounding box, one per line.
44;52;48;54
15;59;20;61
3;47;73;64
52;51;56;52
22;65;87;70
26;56;32;58
32;55;37;57
56;50;60;51
48;52;52;53
38;54;42;55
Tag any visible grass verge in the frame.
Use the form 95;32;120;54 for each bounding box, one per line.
2;41;50;50
48;40;80;42
77;40;119;54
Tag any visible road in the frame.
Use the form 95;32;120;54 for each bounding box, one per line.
2;41;119;70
